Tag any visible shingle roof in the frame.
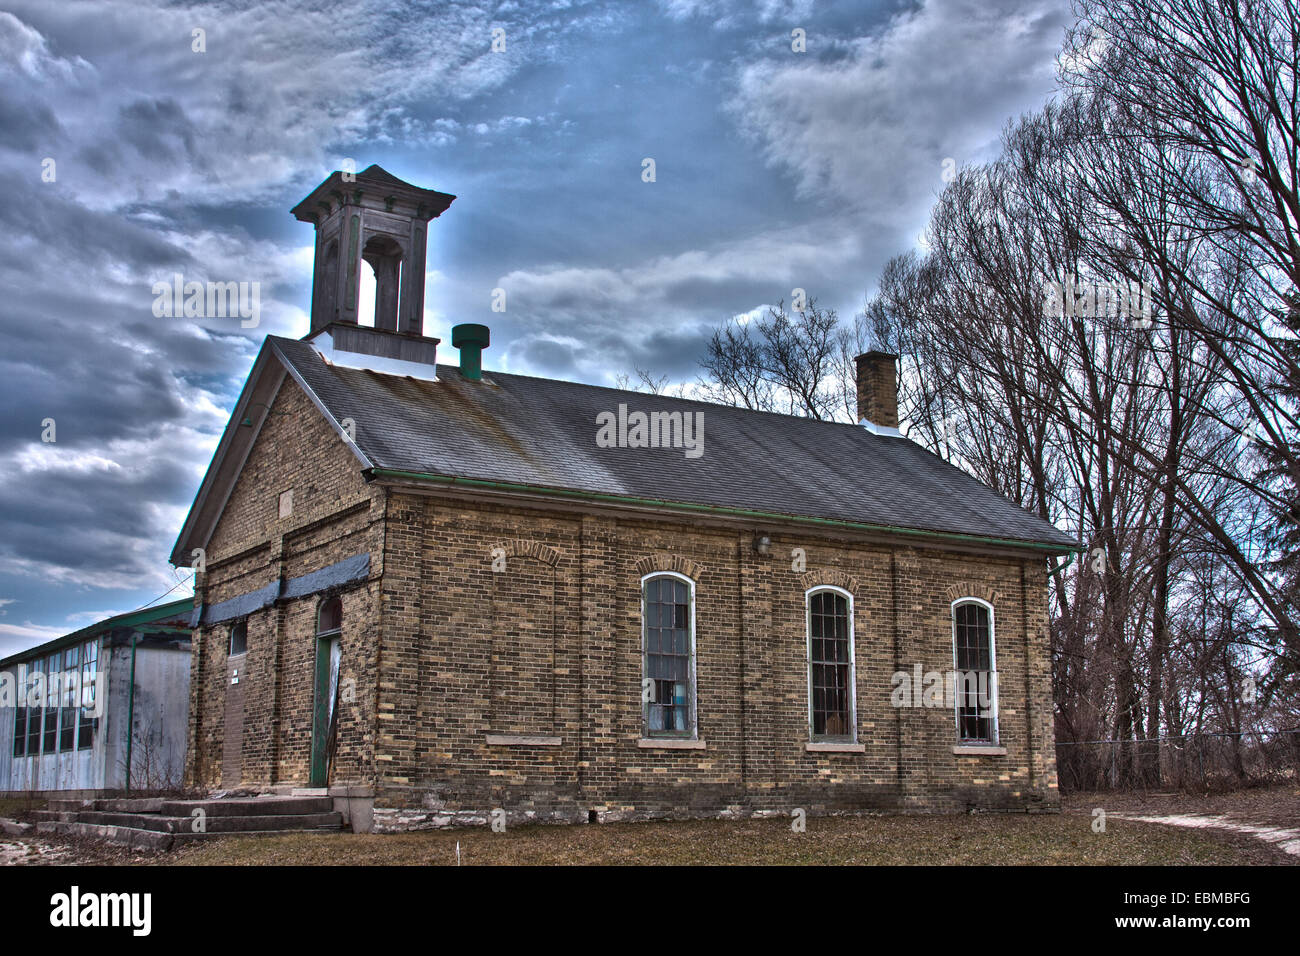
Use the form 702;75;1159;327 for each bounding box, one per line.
268;336;1076;552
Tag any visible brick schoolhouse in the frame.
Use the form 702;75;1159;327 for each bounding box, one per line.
171;166;1077;831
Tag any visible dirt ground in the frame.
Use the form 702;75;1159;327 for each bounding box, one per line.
2;787;1296;865
1060;785;1300;858
1061;784;1300;830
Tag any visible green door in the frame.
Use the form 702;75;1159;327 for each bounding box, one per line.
309;636;341;787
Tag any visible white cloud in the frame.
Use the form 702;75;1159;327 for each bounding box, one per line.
0;620;64;646
727;0;1069;220
0;1;563;207
0;10;93;81
498;215;865;310
657;0;814;27
492;215;868;381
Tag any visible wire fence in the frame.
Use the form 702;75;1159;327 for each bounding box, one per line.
1056;729;1300;792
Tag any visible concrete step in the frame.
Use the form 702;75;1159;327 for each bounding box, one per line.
158;796;334;817
177;811;343;834
30;810;79;823
37;820;175;851
75;811;176;832
77;810;343;834
96;797;165;813
31;794;348;850
46;799;92;812
37;814;345;849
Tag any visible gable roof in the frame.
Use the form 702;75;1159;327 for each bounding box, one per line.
171;335;1077;561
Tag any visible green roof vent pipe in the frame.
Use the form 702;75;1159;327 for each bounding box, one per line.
452;323;490;380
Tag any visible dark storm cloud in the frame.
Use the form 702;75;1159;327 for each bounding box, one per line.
0;184;191;274
515;337;581;376
0;454;196;589
0;88;61;150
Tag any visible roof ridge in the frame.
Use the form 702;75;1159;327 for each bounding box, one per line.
268;336;873;430
445;362;871;427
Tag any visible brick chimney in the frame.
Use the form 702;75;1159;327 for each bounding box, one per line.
854;351;899;430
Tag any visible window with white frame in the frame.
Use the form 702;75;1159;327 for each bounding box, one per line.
952;599;997;743
807;588;855;741
42;652;59;754
26;658;43;755
78;639;98;750
60;645;78;752
11;666;27;757
642;573;695;737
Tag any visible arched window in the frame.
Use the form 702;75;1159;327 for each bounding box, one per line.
952;599;997;743
360;235;404;330
228;621;248;657
317;597;342;636
641;573;696;737
807;587;856;741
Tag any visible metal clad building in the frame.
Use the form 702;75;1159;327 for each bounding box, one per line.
0;599;193;795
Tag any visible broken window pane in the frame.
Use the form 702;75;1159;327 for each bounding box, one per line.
643;575;693;736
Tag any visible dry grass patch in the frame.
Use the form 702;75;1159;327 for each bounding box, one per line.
160;812;1292;866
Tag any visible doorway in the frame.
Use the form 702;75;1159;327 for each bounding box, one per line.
309;598;343;788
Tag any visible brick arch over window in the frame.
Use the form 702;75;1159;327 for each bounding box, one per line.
635;553;703;582
491;539;560;567
798;569;859;593
944;582;1002;606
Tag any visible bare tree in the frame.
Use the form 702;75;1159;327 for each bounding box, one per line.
699;299;846;419
692;0;1300;787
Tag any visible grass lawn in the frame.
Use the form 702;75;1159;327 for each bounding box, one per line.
151;810;1293;866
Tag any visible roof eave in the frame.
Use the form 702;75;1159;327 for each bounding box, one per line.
365;467;1081;557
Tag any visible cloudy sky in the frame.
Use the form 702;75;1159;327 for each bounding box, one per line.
0;0;1070;654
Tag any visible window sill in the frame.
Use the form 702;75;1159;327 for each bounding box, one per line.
484;734;562;746
638;738;706;750
952;744;1006;756
806;742;865;753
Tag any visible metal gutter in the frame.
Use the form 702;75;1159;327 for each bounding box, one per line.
366;467;1081;556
